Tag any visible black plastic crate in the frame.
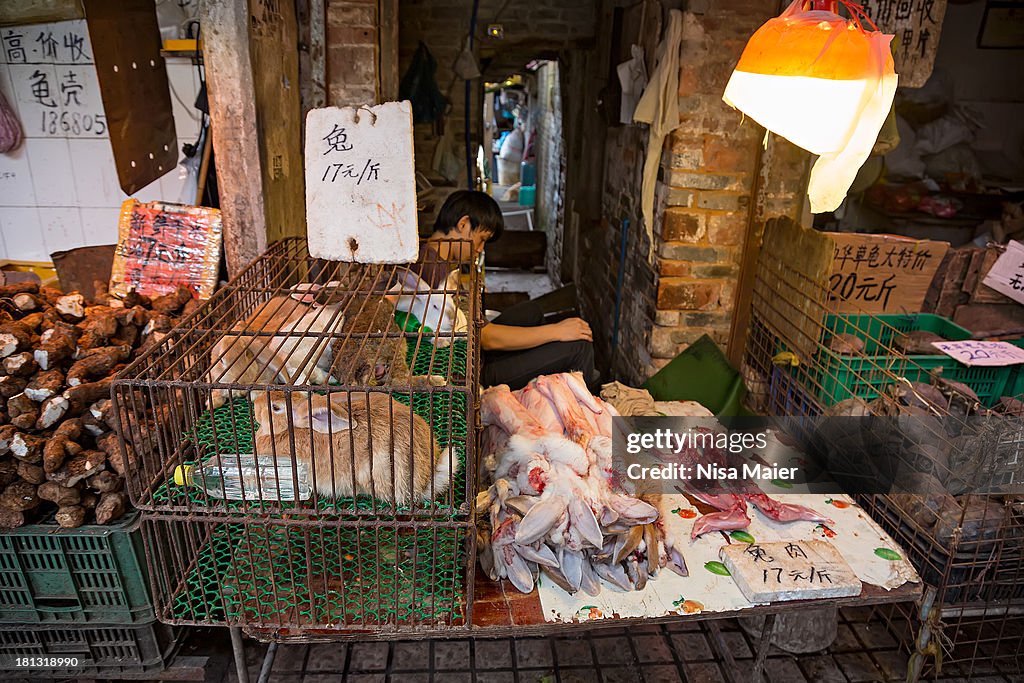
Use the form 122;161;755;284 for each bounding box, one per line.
0;513;154;624
0;619;177;678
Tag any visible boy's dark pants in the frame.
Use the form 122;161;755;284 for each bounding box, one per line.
480;300;596;391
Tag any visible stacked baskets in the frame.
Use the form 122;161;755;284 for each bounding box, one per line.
0;514;176;677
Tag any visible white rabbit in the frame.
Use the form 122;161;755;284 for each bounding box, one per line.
386;269;467;348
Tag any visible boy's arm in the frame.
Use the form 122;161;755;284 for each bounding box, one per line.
481;318;593;352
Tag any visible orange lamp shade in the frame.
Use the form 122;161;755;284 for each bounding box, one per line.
722;1;898;212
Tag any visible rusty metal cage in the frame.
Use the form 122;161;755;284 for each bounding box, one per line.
744;218;1024;678
113;238;482;633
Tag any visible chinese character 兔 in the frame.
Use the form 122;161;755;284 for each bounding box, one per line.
3;31;26;63
60;71;83;107
784;543;807;560
63;32;90;62
34;31;59;61
746;545;775;563
322;124;353;154
29;70;57;108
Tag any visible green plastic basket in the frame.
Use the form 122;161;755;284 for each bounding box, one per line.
1002;338;1024;399
808;314;1011;406
0;620;176;677
0;514;154;625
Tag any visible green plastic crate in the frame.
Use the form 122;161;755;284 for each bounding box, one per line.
0;513;154;624
809;314;1011;406
1003;338;1024;398
0;619;176;678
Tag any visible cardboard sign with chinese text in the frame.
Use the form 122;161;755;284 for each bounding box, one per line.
981;240;1024;306
109;199;222;300
719;540;861;603
931;340;1024;367
304;102;418;264
860;0;947;88
827;232;948;314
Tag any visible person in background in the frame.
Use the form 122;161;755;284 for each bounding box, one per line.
413;190;596;391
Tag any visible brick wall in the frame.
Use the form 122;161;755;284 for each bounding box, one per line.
644;4;810;376
326;0;379;105
534;62;565;284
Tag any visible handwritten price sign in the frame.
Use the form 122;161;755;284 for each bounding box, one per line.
304;102;418;263
931;340;1024;367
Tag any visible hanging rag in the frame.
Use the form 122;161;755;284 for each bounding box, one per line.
399;41;449;124
0;88;24;154
633;10;684;259
616;44;648;125
599;381;657;417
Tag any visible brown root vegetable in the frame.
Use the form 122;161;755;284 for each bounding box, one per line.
17;461;45;485
91;280;109;304
80;490;99;509
10;433;45;463
18;311;44;331
3;351;39;377
8;393;39;430
95;491;126;524
122;290;151;309
0;459;17;487
181;298;202;318
43;418;83;473
0;481;40;511
39;286;63;305
38;481;82;506
24;369;65;402
0;424;15;455
55;505;86;528
63;378;113;414
0;375;28;399
0;282;39;297
11;292;42;312
66;346;129;386
114;305;150;327
34;325;79;369
142;314;172;336
108;325;139;348
0;509;25;528
90;398;112;422
78;306;118;340
97;432;132;476
35;395;69;430
88;470;123;493
80;412;107;437
55;293;85;320
48;450;106;487
151;286;193;314
0;321;33;358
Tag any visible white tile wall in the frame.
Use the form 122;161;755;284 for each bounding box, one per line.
0;19;197;261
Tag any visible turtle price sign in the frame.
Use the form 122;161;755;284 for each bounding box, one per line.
719;540;861;602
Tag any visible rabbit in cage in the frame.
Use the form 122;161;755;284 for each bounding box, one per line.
385;269;468;350
251;390;456;505
327;290;445;388
209;295;344;407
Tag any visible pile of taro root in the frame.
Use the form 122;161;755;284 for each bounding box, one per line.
0;281;196;528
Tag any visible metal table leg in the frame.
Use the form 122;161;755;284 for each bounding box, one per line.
256;642;279;683
230;626;250;683
752;613;777;682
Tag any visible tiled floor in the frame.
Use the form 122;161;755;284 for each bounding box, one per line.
174;607;1022;682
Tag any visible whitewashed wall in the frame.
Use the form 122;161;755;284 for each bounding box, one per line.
0;19;202;261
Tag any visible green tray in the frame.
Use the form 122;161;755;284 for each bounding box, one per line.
809;314;1010;406
0;514;153;625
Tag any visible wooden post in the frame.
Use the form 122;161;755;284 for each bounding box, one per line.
199;0;305;277
378;0;399;101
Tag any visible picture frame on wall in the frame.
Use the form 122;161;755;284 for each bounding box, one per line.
978;1;1024;49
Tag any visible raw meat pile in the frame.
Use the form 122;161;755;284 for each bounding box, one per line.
477;373;684;595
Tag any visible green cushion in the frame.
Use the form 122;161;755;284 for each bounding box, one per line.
642;334;749;416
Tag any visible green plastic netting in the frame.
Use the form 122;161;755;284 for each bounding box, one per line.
170;522;466;626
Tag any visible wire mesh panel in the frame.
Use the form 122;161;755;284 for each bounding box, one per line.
745;218;1024;677
112;238;482;633
113;238;480;518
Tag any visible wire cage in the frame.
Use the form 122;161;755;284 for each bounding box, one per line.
744;218;1024;678
112;237;482;633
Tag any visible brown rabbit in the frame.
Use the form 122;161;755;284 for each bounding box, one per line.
251;390;455;506
327;293;444;388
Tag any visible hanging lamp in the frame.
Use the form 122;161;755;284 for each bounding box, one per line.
722;0;897;213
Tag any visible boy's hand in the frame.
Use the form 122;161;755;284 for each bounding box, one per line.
551;318;593;342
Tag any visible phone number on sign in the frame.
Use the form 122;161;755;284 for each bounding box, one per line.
6;656;82;669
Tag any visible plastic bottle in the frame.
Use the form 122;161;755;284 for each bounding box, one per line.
173;454;313;501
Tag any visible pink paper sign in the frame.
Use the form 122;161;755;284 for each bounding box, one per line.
931;340;1024;367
